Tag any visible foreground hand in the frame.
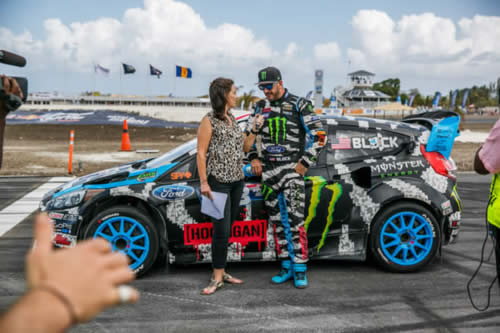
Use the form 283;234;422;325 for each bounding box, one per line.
251;159;262;176
295;162;307;176
252;114;264;132
26;214;139;323
201;181;213;200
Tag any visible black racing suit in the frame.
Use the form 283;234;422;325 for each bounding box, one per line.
245;89;325;263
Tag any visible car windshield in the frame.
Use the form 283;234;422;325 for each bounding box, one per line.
146;139;197;169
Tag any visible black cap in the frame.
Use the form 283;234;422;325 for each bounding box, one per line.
257;66;282;84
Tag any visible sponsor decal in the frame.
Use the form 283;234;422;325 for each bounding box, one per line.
304;176;343;252
52;233;77;248
153;185;194;201
48;212;64;220
170;171;192;180
132;264;144;274
184;219;267;255
266;145;286;154
351;135;398;151
137;171;156;182
282;104;293;111
371;160;425;174
268;156;291;162
267;116;287;144
261;184;274;200
441;200;453;215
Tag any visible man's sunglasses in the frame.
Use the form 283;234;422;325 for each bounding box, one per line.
258;83;275;91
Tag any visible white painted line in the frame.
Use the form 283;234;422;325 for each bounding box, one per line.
0;177;75;237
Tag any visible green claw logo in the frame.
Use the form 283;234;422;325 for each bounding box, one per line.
261;71;267;81
304;176;343;253
268;117;287;144
261;184;273;200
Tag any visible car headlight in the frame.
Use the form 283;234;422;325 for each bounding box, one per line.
47;190;86;210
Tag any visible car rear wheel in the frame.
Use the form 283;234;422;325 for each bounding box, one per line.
84;206;159;277
370;202;440;273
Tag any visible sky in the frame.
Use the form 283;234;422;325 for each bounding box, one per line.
1;0;500;98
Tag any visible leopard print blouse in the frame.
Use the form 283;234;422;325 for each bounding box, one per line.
206;111;244;183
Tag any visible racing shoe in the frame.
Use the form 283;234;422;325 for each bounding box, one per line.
271;260;293;284
293;263;308;289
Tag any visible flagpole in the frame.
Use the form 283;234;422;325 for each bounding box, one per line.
119;64;122;105
92;63;96;105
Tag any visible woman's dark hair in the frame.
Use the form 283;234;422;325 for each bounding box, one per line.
209;77;234;120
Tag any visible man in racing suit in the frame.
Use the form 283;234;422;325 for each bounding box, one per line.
244;66;325;288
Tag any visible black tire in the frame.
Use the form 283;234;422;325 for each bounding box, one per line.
370;202;440;273
84;205;159;277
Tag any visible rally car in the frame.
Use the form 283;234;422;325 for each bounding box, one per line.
40;112;462;277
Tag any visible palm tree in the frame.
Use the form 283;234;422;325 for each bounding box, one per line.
238;89;256;110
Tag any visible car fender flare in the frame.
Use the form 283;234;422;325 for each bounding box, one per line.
367;178;448;228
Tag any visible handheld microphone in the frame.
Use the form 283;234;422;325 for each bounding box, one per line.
0;50;26;67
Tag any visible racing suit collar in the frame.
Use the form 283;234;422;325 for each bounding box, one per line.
271;89;288;106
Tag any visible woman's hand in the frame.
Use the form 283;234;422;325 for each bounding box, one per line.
200;181;213;201
252;114;264;133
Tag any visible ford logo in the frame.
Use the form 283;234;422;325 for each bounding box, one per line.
152;185;194;201
266;145;286;154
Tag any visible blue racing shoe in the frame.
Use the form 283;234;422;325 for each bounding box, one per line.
271;260;293;284
293;263;308;289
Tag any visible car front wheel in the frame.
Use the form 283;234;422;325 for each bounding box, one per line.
84;206;159;277
370;202;440;273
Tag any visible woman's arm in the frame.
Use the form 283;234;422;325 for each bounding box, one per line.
243;132;257;153
197;116;213;199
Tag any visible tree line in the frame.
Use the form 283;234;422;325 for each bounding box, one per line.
372;78;499;108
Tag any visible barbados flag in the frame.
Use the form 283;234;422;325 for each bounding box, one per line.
176;65;192;78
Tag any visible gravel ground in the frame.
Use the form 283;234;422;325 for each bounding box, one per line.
0;120;493;176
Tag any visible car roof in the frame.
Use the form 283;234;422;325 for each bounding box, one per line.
236;112;425;138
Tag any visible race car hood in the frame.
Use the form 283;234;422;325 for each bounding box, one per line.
41;159;176;202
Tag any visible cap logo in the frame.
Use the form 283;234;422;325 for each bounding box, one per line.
261;71;267;81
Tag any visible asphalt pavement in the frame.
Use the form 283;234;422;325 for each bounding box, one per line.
0;173;499;332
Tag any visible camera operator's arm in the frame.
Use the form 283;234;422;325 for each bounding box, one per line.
0;75;23;168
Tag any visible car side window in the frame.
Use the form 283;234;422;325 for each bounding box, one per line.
327;126;406;164
158;156;197;182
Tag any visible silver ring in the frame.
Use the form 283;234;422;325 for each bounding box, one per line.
118;285;133;304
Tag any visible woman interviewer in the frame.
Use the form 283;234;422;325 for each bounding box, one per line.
197;77;261;295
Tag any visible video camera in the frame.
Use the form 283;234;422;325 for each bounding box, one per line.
0;50;28;112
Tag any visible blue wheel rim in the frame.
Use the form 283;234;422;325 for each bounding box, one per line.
93;216;150;270
379;211;434;266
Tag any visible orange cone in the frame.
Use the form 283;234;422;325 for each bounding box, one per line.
120;119;132;151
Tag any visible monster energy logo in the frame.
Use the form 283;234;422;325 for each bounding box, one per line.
268;116;287;144
261;71;267;81
304;176;343;253
261;184;273;200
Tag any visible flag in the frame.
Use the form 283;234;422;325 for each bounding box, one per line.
450;89;458;108
408;94;416;107
305;90;313;100
176;65;192;78
461;89;469;108
432;92;441;108
150;64;162;78
396;95;401;103
330;137;351;150
94;64;110;75
122;63;136;74
404;99;408;106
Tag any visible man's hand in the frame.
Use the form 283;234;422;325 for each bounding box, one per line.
251;159;262;176
295;161;308;176
26;214;139;323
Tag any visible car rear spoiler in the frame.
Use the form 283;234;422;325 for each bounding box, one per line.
402;110;460;159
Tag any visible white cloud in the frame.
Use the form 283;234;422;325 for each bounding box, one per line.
313;42;341;60
349;10;500;83
1;0;275;73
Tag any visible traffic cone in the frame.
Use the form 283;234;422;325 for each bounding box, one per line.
120;119;132;151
